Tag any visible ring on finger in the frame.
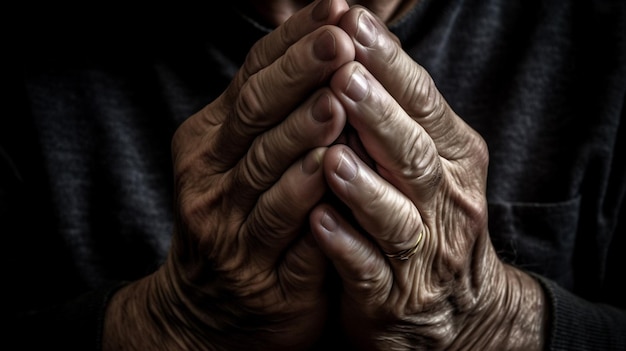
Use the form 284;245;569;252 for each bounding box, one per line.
384;230;424;261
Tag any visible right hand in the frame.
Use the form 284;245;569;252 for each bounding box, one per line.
103;1;355;349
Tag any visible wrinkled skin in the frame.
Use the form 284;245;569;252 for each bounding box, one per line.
104;1;546;350
309;6;546;351
105;1;355;349
166;3;353;349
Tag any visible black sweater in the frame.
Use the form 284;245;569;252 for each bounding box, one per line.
9;0;626;349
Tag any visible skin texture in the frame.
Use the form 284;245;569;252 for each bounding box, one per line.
310;7;547;350
105;1;354;349
104;0;548;349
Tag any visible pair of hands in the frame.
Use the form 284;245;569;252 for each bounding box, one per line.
105;0;547;349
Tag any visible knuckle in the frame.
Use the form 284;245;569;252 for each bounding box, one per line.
178;195;205;232
350;252;389;306
470;133;490;172
282;45;312;85
398;130;442;188
242;15;299;78
382;37;403;66
242;39;272;80
383;200;421;249
417;156;443;190
176;183;224;244
280;120;303;149
237;139;276;194
236;76;269;130
247;205;288;246
364;186;419;245
467;196;489;231
406;67;445;120
374;94;398;129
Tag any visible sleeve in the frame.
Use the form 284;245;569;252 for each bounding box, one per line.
535;275;626;350
12;282;128;351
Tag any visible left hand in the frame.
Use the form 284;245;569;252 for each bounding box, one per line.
103;2;356;350
310;7;547;350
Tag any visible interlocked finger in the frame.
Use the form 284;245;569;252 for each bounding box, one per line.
323;145;426;268
339;7;476;160
228;89;346;210
240;148;329;267
330;62;443;204
211;25;355;172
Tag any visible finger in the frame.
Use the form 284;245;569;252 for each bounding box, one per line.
330;62;443;203
310;203;393;307
233;0;350;86
321;145;427;272
273;231;329;349
229;88;346;207
339;7;477;159
211;24;355;171
279;232;328;299
241;147;329;266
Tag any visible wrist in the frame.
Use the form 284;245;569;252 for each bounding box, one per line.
497;264;548;351
102;257;214;350
462;255;547;350
102;275;163;350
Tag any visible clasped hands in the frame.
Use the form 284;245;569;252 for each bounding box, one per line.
111;0;547;350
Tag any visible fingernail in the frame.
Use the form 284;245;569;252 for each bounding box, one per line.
312;93;332;122
356;12;377;47
336;151;357;180
314;30;337;61
344;68;368;101
321;211;338;231
302;150;321;174
312;0;330;22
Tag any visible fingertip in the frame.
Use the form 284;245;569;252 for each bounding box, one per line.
311;92;334;123
301;148;326;175
310;204;335;240
310;89;347;146
311;25;356;65
312;0;350;24
310;204;327;231
313;29;338;61
320;208;339;233
343;66;369;102
322;144;360;183
311;0;332;22
335;148;358;181
310;205;392;300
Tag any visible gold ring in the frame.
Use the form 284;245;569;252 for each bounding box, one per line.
384;230;424;261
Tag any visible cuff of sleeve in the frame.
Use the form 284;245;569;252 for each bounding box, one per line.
94;282;130;350
16;281;129;350
532;273;626;350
